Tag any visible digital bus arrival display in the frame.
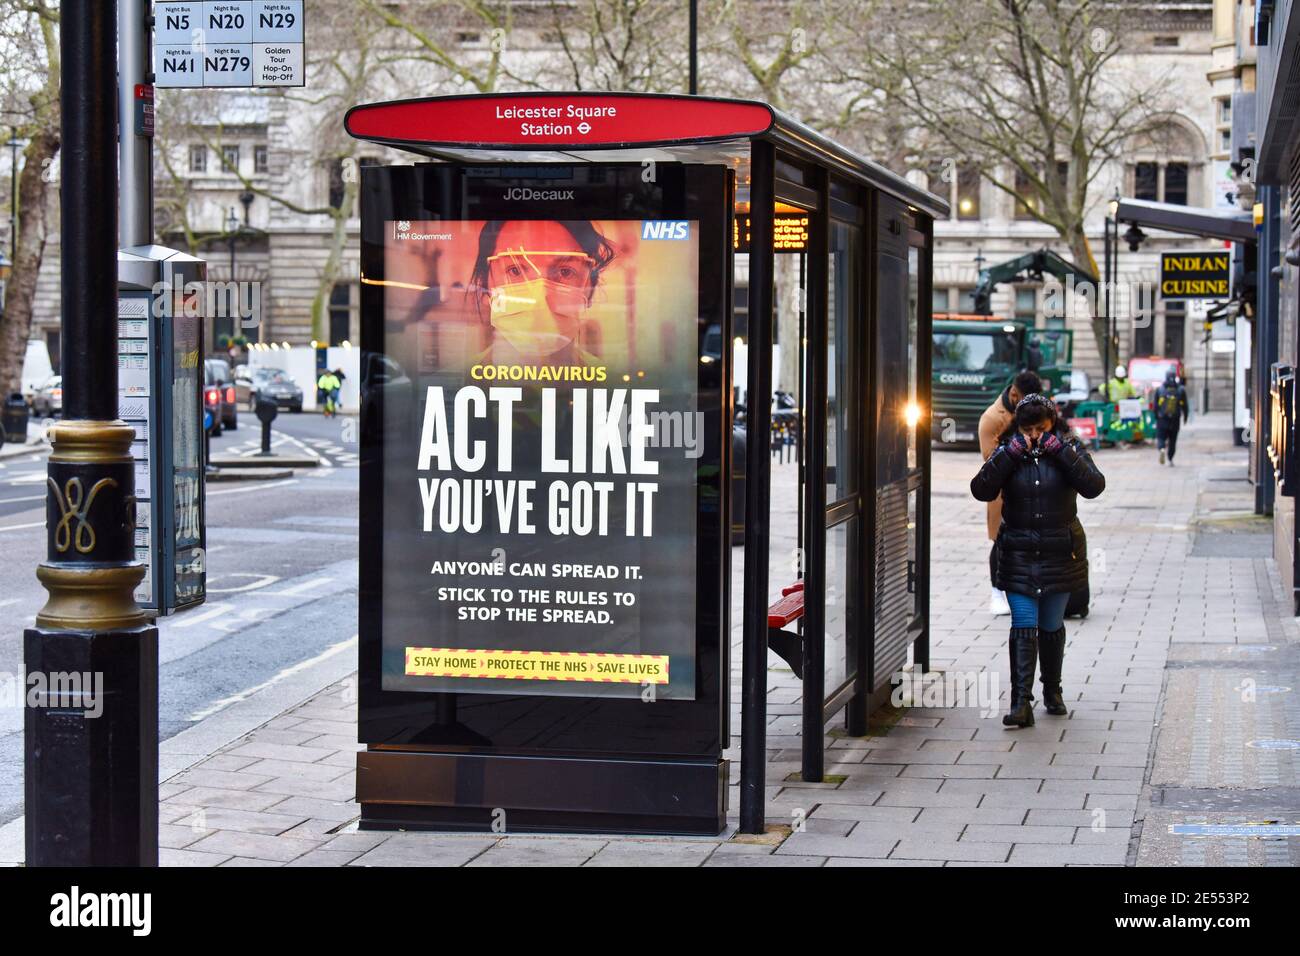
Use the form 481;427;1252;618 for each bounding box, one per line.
733;212;810;252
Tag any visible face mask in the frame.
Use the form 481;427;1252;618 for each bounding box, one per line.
489;277;585;356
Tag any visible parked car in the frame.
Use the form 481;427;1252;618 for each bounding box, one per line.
30;375;62;418
204;359;238;431
1053;368;1091;418
203;375;223;436
233;364;255;405
247;367;303;412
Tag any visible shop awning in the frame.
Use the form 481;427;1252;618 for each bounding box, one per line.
1113;197;1256;244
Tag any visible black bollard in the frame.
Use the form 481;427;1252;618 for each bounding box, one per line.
255;394;278;455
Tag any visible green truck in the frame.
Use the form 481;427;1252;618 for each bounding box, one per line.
931;319;1074;443
930;248;1094;444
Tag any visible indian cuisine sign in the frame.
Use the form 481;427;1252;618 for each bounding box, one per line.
1160;251;1230;300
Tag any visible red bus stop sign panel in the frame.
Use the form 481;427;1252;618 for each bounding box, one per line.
345;93;774;150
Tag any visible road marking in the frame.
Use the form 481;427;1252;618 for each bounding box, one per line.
272;429;331;466
261;575;335;598
0;599;19;609
209;606;273;633
185;635;357;722
206;572;281;594
0;520;44;533
173;602;233;628
207;478;299;497
0;494;46;503
237;437;289;457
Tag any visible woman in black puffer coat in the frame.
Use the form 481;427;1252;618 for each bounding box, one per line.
971;393;1105;727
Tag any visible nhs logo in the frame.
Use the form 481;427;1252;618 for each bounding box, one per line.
641;220;690;240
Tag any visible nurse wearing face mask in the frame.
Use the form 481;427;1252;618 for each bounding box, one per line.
470;220;616;365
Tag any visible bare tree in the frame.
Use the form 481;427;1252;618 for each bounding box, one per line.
0;0;59;398
526;0;688;92
156;1;401;342
361;0;512;93
840;0;1172;355
154;92;228;257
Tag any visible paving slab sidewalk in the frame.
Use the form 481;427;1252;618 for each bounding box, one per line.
146;411;1298;866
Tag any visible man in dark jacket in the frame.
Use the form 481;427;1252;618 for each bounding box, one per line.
1152;369;1189;466
971;394;1106;727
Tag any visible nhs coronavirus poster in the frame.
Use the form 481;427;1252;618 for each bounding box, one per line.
376;216;702;700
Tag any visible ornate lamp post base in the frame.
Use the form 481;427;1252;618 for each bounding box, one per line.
24;419;158;866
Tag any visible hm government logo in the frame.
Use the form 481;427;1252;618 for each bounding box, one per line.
394;221;452;242
641;220;690;241
500;187;576;201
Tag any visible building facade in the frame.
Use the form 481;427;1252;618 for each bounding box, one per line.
927;2;1234;402
15;3;1234;407
1254;0;1300;613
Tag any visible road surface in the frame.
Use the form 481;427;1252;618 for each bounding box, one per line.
0;411;361;826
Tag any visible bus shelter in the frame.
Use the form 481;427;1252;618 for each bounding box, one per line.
345;92;947;834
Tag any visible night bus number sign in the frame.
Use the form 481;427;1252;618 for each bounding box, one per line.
153;1;306;88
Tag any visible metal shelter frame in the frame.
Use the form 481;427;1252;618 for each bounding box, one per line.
346;92;949;835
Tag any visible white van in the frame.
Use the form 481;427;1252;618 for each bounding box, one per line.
20;338;54;403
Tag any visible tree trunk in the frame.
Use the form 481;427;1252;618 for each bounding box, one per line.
309;175;357;343
0;128;60;398
1065;226;1109;368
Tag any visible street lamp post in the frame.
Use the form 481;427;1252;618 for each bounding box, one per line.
689;0;698;95
1103;202;1116;390
1120;223;1147;389
223;205;240;354
25;0;159;866
227;205;238;280
6;133;25;261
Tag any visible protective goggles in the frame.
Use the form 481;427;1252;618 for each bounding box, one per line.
486;248;596;291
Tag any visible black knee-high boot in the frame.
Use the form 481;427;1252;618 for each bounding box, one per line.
1038;625;1067;715
1003;626;1037;728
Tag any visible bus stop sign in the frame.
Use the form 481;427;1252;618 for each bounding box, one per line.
153;1;306;88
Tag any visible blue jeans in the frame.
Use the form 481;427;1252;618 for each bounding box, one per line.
1006;591;1069;630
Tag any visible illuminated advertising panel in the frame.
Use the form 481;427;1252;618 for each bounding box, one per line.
358;163;729;759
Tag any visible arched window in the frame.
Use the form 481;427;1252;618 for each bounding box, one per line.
1125;117;1207;206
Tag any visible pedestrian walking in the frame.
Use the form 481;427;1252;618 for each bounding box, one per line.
316;369;341;417
1152;369;1189;466
970;393;1106;727
978;369;1042;616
